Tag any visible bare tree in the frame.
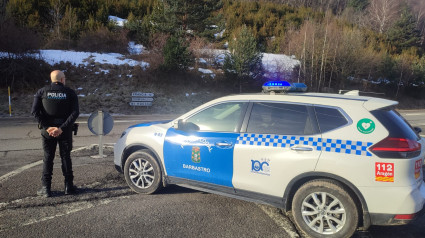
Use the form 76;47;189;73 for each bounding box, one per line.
367;0;400;33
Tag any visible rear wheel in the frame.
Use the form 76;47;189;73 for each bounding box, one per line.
124;150;162;194
291;179;358;238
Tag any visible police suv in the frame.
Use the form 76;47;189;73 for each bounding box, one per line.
114;81;425;238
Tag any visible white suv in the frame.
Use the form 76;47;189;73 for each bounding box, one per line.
114;81;425;237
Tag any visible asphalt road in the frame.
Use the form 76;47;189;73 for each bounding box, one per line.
0;111;425;238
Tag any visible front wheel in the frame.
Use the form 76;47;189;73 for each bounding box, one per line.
124;150;162;194
291;179;359;238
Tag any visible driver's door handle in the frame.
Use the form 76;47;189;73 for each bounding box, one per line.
215;142;233;148
291;146;313;152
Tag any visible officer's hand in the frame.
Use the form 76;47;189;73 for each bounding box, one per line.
47;127;62;137
56;128;63;137
46;127;55;134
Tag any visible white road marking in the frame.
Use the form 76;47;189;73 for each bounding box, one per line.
0;145;109;183
1;196;130;232
22;199;115;226
0;160;43;183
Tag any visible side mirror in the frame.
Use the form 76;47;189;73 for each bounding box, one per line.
176;119;200;131
414;127;422;134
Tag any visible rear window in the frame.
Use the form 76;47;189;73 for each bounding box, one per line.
314;106;348;133
371;108;420;141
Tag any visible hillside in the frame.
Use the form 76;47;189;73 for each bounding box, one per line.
1;47;301;117
2;0;425;111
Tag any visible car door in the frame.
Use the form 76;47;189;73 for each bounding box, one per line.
233;102;322;198
163;102;247;187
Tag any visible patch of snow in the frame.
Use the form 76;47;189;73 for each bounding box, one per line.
262;53;300;80
128;41;144;55
198;68;216;78
198;68;213;74
214;29;225;39
108;16;126;27
34;50;149;69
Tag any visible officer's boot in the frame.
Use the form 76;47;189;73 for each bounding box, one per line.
64;180;77;195
37;185;51;198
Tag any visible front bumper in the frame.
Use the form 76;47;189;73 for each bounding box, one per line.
115;164;123;173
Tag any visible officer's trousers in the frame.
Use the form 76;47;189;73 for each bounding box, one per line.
41;128;73;188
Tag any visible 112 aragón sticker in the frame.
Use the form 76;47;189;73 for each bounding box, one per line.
415;159;422;179
375;162;394;182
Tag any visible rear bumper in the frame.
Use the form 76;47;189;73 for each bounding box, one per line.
370;204;425;225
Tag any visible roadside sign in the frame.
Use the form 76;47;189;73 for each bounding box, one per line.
131;97;154;102
130;92;154;107
132;92;154;97
88;111;114;135
88;111;113;158
130;101;153;106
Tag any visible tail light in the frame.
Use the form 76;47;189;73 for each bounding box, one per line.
370;137;421;158
394;214;416;220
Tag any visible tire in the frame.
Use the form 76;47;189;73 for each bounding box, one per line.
291;179;358;238
124;150;162;194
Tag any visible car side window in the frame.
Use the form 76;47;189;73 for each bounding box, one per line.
314;106;348;133
246;102;312;135
185;102;246;132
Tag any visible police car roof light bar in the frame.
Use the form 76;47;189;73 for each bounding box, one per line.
289;83;307;92
262;81;307;93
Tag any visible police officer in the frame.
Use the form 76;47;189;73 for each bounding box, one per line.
31;70;79;197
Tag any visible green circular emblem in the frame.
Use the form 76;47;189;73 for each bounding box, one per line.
357;118;375;134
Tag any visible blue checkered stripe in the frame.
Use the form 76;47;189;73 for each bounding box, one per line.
237;133;373;156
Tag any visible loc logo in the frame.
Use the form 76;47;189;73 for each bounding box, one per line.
251;159;270;175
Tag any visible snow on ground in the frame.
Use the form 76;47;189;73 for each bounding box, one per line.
108;16;127;27
1;47;299;78
39;50;149;68
128;42;145;55
262;53;300;80
1;15;300;78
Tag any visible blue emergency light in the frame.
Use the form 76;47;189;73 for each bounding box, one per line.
289;83;307;92
262;81;307;93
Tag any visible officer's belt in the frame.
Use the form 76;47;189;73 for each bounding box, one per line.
52;118;65;124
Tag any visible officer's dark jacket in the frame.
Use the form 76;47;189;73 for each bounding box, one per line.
31;82;79;130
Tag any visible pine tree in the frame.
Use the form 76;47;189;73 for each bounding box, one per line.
224;25;263;92
387;5;421;53
348;0;369;11
150;0;221;36
60;5;81;42
150;0;179;34
161;35;192;71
